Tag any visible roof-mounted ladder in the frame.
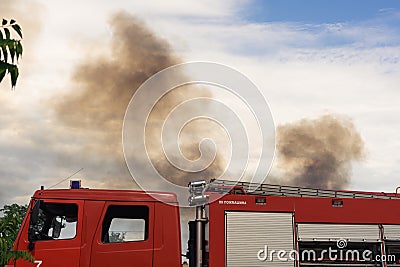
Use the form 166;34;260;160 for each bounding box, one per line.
208;179;400;199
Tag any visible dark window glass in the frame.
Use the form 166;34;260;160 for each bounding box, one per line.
29;202;78;241
385;241;400;264
102;205;149;243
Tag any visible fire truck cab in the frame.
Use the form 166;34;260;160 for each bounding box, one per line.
11;187;182;267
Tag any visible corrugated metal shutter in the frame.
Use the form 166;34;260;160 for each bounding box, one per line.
225;211;294;267
383;225;400;240
297;224;380;241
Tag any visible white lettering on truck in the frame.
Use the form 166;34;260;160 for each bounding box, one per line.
218;200;247;205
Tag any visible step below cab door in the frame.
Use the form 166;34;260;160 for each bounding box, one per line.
90;202;154;267
15;199;84;267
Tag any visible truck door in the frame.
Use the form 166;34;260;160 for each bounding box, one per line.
15;199;84;267
90;202;154;267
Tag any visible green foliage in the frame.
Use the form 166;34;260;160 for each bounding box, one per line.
0;18;23;89
0;204;34;266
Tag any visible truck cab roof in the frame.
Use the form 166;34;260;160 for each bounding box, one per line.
33;188;178;204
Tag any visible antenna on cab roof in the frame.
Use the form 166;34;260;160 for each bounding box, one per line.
47;168;84;189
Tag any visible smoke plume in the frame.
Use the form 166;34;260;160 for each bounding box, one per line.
55;12;363;192
0;0;44;44
273;114;364;189
54;12;224;188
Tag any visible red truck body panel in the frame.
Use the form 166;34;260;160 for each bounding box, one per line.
206;192;400;267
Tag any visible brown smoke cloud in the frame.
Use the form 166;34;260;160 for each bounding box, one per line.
54;12;224;188
0;0;43;42
54;11;362;193
273;114;365;189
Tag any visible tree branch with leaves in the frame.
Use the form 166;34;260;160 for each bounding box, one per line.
0;18;23;89
0;204;34;266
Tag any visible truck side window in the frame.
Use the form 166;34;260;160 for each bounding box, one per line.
102;205;149;243
29;202;78;241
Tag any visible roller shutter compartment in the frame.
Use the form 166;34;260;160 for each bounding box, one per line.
225;211;295;267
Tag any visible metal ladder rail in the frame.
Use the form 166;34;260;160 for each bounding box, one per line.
208;179;400;199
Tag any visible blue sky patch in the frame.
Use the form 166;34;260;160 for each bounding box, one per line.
242;0;400;24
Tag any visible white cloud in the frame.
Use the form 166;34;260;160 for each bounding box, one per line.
143;8;400;192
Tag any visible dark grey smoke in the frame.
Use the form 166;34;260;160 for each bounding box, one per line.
54;12;223;188
273;114;365;189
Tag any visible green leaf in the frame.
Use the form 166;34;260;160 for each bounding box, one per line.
8;42;16;63
4;28;10;39
0;68;6;84
0;20;23;89
12;24;23;39
1;45;8;63
16;41;23;60
9;65;19;88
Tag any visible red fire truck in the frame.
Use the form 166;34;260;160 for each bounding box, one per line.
7;179;400;267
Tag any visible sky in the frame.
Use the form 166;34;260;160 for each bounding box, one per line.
1;0;400;206
245;0;400;24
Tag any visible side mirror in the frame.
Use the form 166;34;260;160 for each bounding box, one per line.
52;217;63;239
30;199;42;225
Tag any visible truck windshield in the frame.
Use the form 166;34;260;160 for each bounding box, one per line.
29;201;78;241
